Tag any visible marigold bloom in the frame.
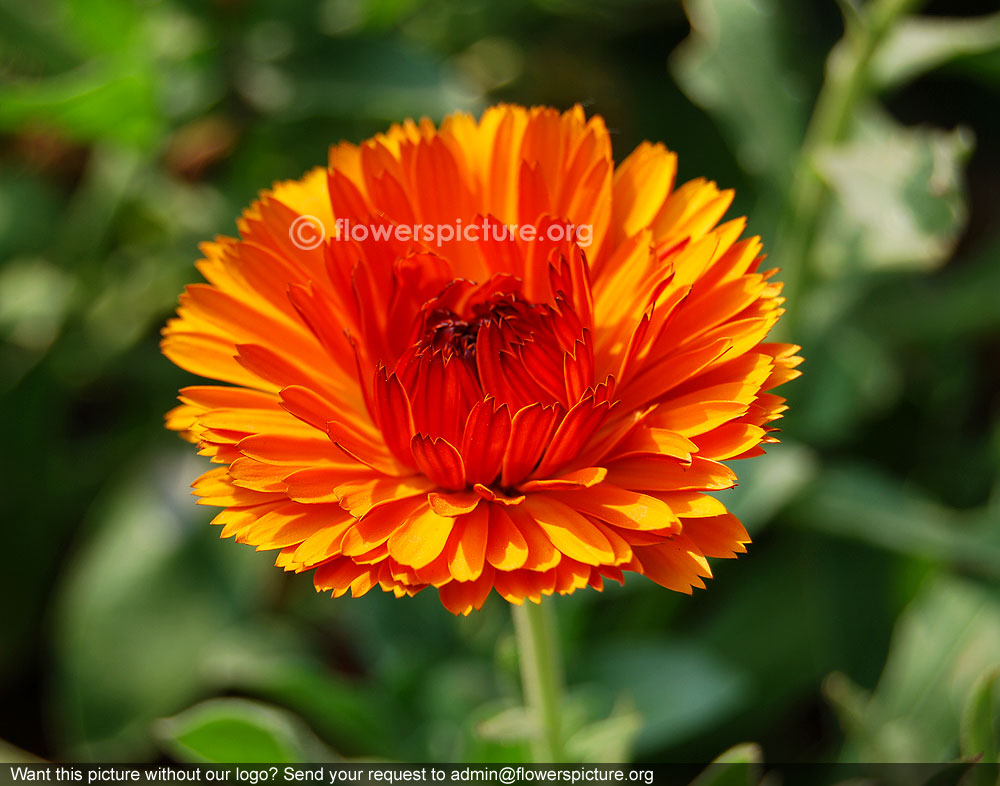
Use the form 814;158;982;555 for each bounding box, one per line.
163;104;801;615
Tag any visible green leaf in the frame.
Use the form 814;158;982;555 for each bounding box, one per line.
582;638;750;754
0;258;75;352
824;576;1000;762
463;700;533;764
823;672;874;741
63;0;144;59
0;739;45;763
872;13;1000;89
51;455;280;759
788;464;1000;579
0;2;79;71
474;692;639;763
0;172;64;260
0;69;162;149
698;535;860;717
252;38;481;122
156;698;331;764
203;646;391;757
854;230;1000;346
788;323;902;444
719;441;818;533
362;0;423;30
475;706;539;744
961;667;1000;763
564;700;643;764
813;109;973;275
671;0;807;191
689;743;763;786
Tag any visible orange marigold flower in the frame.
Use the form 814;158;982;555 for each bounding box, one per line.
163;104;802;615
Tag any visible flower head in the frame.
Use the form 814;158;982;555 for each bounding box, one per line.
163;104;801;614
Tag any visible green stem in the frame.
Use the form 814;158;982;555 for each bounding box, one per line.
777;0;927;335
513;600;565;763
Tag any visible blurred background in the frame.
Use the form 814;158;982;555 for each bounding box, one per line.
1;0;999;768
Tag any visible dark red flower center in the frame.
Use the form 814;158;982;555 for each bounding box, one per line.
368;268;608;489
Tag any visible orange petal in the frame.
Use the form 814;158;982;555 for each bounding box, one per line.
238;432;344;466
474;484;525;506
657;491;728;519
610;141;676;240
387;504;456;569
161;331;276;392
327;420;405;476
605;427;698;462
438;566;495;615
179;385;277;410
500;403;561;487
694;423;767;460
461;398;512;487
634;535;712;594
652;401;749;437
606;455;737;492
523;495;616;566
410;434;466;490
242;502;346;550
533;394;615;479
546;483;680;532
443;505;490;581
334;475;434;517
193;467;282;508
485;505;529;571
372;368;417;468
289;518;356;569
517;466;607;492
680;512;750;558
314;558;373;596
283;464;379;504
428;490;480;517
340;496;426;556
228;458;287;493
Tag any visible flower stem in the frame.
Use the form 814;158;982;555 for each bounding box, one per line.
513;600;565;763
777;0;927;334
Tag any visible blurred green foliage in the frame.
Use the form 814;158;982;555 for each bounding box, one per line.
1;0;998;771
